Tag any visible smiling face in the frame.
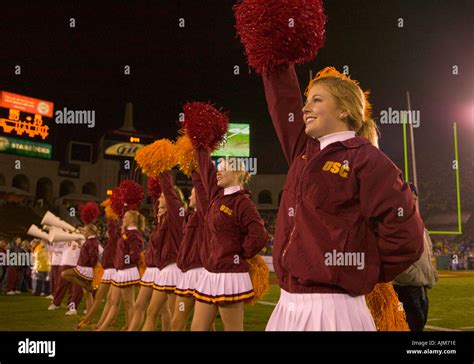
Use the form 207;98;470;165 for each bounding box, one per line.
302;83;350;139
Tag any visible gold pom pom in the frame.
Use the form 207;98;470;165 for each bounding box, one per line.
175;133;197;176
365;283;410;331
247;255;270;305
101;198;118;221
135;139;176;177
92;263;104;290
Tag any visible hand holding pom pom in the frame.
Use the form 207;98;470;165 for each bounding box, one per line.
234;0;327;74
181;101;229;151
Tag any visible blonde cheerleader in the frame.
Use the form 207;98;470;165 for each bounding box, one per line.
141;173;186;331
96;210;145;331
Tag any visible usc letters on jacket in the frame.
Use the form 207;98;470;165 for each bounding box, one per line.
322;160;350;178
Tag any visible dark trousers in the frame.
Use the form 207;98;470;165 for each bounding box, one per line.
34;271;50;295
393;285;429;331
5;267;18;291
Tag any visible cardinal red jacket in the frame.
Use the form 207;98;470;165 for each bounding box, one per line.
152;172;185;269
77;237;99;268
114;228;143;270
176;171;207;272
101;220;119;269
263;65;424;296
196;147;269;273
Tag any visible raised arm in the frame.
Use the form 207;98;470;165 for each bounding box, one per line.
191;170;209;216
196;146;221;201
159;172;182;226
262;65;308;166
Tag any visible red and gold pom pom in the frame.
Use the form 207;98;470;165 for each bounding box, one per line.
135;139;176;177
247;255;270;305
147;176;162;201
181;101;229;151
79;201;100;225
175;133;197;176
101;198;118;221
234;0;327;74
118;180;144;211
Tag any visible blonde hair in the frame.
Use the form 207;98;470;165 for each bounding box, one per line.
84;224;99;236
124;210;146;232
306;67;379;148
237;171;251;187
173;185;188;210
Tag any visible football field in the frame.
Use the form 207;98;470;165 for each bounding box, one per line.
1;271;473;331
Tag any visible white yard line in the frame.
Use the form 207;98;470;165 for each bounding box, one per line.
425;325;462;332
258;300;277;306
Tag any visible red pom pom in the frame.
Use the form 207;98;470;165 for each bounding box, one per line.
79;202;100;225
118;180;144;211
147;177;162;201
234;0;327;74
110;187;123;216
181;101;229;150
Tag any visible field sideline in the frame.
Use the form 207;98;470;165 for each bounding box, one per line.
1;271;473;331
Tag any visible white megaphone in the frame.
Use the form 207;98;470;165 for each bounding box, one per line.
27;224;52;242
41;211;76;232
48;226;85;242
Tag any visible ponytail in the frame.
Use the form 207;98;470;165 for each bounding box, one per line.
357;117;379;148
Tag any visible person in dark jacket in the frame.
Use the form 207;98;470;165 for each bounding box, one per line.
262;65;424;331
393;183;438;331
5;236;22;295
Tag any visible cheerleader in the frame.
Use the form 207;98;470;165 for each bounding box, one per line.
127;185;162;331
96;210;145;331
260;65;424;331
77;219;120;329
190;148;269;331
61;225;99;313
141;172;186;331
171;172;208;331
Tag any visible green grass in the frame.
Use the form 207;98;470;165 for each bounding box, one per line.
1;273;473;331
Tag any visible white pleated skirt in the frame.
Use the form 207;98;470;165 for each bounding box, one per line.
175;267;206;297
74;266;93;281
140;267;160;287
266;288;376;331
192;269;254;305
111;267;140;287
153;263;181;292
100;268;116;284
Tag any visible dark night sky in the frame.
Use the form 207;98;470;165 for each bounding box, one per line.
1;0;473;177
